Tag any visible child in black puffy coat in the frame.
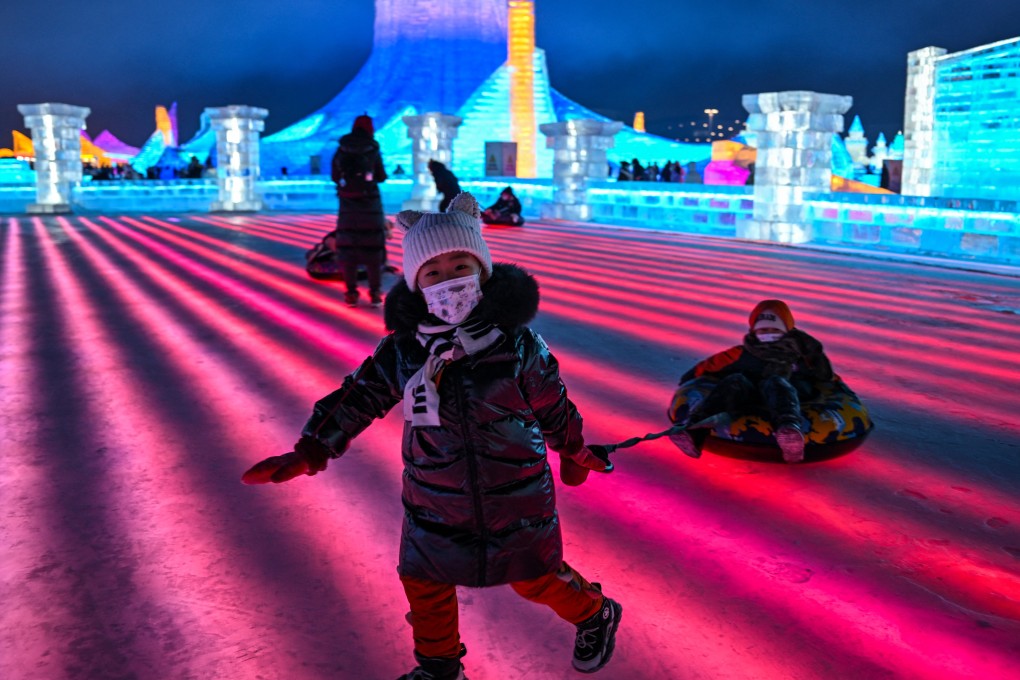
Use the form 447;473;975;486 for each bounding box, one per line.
243;193;621;679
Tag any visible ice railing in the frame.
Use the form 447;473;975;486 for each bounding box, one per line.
1;178;1017;267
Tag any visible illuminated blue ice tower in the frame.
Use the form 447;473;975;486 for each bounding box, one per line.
903;37;1020;200
261;0;703;178
261;0;509;175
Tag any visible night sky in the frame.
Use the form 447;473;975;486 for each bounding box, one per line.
2;0;1016;149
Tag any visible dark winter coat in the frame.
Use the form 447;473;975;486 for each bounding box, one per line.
331;128;389;249
481;191;522;226
301;264;583;586
680;328;834;398
427;160;461;212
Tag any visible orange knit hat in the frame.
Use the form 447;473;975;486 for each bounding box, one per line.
749;299;795;332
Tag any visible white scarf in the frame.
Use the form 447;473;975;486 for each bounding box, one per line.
403;318;505;427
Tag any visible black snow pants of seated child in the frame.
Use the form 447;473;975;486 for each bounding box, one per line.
686;373;803;446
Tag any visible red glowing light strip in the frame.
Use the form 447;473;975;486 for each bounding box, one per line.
512;252;1020;423
491;222;1020;336
190;213;320;247
522;222;1020;340
80;216;375;400
0;219;76;673
27;216;242;673
485;229;1020;424
542;376;1020;674
490;223;1020;342
5;214;1011;680
564;461;1020;678
558;357;1020;633
46;216;416;676
101;216;386;347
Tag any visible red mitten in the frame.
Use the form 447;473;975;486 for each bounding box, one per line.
559;445;609;486
241;436;332;485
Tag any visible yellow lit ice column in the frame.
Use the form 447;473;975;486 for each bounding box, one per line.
739;91;852;244
205;105;269;212
508;0;536;177
402;112;463;210
901;46;947;197
539;119;623;221
17;103;90;214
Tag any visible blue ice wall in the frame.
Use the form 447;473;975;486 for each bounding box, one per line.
932;37;1020;200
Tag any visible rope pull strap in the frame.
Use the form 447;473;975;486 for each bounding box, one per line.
588;413;732;464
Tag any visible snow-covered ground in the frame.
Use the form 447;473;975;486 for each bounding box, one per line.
2;213;1018;679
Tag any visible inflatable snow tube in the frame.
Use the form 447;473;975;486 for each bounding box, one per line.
667;375;874;461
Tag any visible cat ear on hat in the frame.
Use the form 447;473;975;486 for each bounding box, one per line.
447;192;480;219
395;210;423;232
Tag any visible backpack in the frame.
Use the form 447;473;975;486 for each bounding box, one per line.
332;146;374;196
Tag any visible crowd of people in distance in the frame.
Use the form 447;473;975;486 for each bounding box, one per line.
615;158;702;184
83;154;212;181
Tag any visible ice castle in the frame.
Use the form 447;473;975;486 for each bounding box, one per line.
260;0;705;178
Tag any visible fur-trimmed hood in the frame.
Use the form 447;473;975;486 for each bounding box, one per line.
384;262;539;336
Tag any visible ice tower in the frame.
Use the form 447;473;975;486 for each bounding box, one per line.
261;0;704;177
902;36;1020;200
262;0;508;175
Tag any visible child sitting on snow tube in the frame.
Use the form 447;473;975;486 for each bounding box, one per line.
668;299;872;463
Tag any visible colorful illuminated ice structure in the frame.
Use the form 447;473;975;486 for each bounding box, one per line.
129;105;215;174
260;0;706;177
704;134;855;187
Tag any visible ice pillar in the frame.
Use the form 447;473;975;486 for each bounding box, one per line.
205;105;268;212
402;112;463;210
901;47;946;197
538;119;623;221
18;103;90;214
739;91;852;244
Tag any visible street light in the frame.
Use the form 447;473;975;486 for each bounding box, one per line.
704;108;719;130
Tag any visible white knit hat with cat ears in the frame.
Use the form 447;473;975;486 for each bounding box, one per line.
396;192;493;291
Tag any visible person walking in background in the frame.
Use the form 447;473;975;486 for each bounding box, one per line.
427;159;461;212
332;113;389;307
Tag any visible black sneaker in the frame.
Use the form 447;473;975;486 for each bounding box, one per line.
398;647;467;680
344;291;359;307
370;292;384;308
572;596;622;673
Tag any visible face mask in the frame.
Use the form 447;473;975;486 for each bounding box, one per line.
755;330;786;343
422;273;482;325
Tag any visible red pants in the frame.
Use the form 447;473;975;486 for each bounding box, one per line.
400;562;605;659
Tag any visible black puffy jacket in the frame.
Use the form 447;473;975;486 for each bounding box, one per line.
331;128;389;249
302;264;584;586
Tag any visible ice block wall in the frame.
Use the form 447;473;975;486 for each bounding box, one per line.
930;37;1020;201
18;103;90;213
739;91;852;244
402;112;463;210
901;47;947;197
540;119;623;221
206;105;269;212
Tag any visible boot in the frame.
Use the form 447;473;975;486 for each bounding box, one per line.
572;595;623;673
668;430;701;459
397;646;467;680
775;424;805;463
